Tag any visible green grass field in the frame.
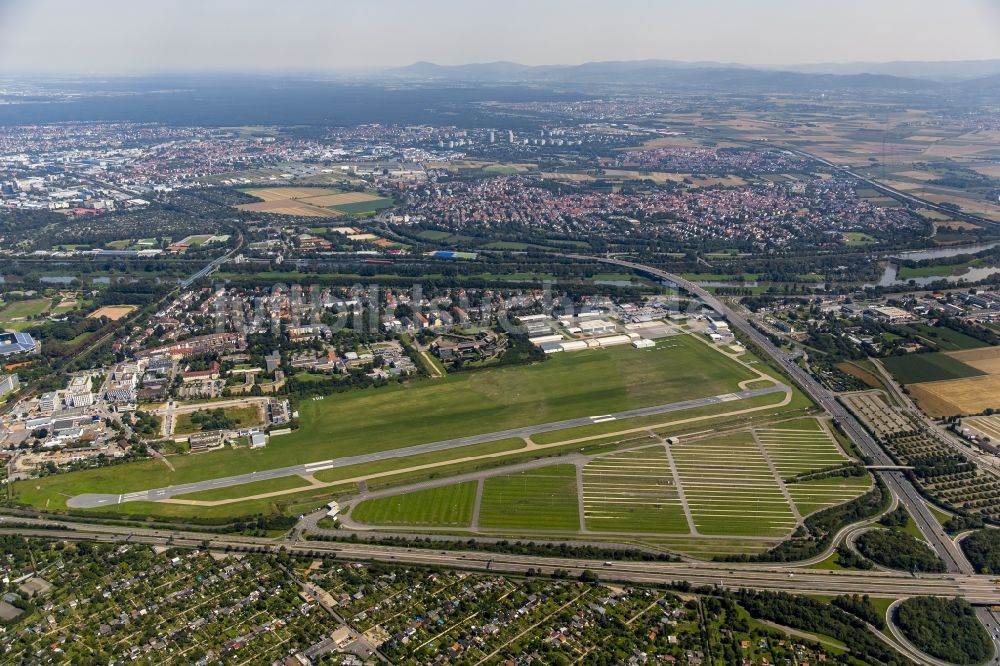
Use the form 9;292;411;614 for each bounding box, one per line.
174;475;312;501
880;352;984;384
755;419;849;479
352;481;477;527
79;483;356;522
900;324;987;351
478;465;580;530
173;406;262;435
0;298;51;322
843;232;877;246
312;438;527;486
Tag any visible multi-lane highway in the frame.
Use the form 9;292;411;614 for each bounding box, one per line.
1;517;998;605
564;253;975;575
67;385;785;508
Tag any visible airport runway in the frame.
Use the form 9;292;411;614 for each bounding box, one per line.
66;385;786;508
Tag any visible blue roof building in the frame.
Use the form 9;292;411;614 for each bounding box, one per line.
0;332;37;356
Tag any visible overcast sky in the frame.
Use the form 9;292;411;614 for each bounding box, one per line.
1;0;999;74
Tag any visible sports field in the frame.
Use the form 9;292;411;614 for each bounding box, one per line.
478;465;580;531
13;336;757;509
87;305;137;321
352;481;477;527
0;298;51;322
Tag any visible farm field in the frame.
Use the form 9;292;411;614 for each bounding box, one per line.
235;187;392;217
897;348;1000;416
966;415;1000;441
879;352;983;384
352;481;477;528
582;446;688;534
478;465;580;531
671;433;797;537
947;346;1000;374
908;375;1000;417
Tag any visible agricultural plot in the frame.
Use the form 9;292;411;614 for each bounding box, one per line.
236;199;340;217
908;375;1000;417
905;347;1000;416
671;434;797;537
786;476;872;517
966;415;1000;441
947;347;1000;374
352;481;477;528
478;465;579;531
235;187;390;217
880;352;983;385
755;420;849;478
582;446;688;534
841;392;913;438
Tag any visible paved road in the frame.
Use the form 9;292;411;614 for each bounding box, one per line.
1;517;998;604
66;385;785;508
564;253;975;576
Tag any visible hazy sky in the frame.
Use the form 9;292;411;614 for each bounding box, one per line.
1;0;999;73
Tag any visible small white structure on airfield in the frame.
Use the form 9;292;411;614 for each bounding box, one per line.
250;432;268;449
326;501;341;518
631;338;655;349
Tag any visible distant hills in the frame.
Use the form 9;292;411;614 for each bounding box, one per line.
381;59;1000;95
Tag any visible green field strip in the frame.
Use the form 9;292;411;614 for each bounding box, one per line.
764;417;824;431
174;475;312;501
352;481;477;527
478;464;580;531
